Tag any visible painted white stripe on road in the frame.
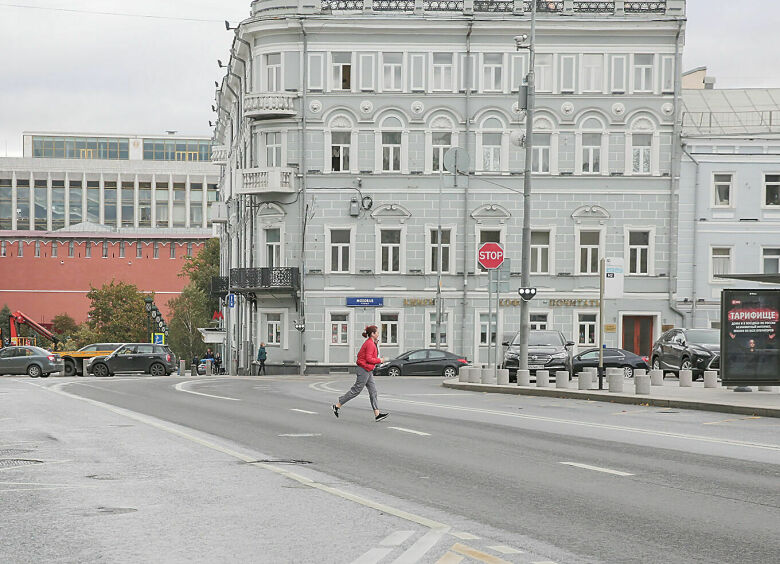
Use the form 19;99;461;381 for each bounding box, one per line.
435;553;465;564
450;532;480;540
559;462;634;476
488;546;524;555
173;381;240;401
391;528;448;564
351;547;394;564
290;408;317;414
389;427;431;436
278;433;321;437
380;530;415;546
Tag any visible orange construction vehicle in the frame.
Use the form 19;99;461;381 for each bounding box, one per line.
7;310;59;348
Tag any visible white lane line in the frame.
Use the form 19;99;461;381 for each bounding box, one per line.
559;462;634;477
388;427;431;436
450;532;480;540
290;408;317;414
488;545;524;555
391;528;449;564
278;433;321;437
380;530;416;546
351;547;394;564
173;381;240;401
435;553;465;564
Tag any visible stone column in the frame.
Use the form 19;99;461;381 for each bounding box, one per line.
578;371;592;390
556;371;570;389
703;371;718;388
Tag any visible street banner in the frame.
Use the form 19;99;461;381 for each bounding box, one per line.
721;289;780;385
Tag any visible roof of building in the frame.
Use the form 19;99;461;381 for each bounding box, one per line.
682;88;780;136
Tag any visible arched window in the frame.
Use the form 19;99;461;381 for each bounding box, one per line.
477;115;507;173
375;114;408;173
532;116;555;174
324;113;357;173
425;113;458;174
576;115;607;175
628;117;657;175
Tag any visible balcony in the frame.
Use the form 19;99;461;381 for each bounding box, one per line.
230;267;300;297
238;167;297;196
211;276;229;297
211;145;228;165
244;92;298;119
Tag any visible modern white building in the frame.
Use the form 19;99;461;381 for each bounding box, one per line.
212;0;687;374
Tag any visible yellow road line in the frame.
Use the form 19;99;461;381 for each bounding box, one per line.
451;543;512;564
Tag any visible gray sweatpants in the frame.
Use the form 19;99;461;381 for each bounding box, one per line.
339;367;379;411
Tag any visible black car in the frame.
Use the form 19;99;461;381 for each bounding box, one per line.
89;343;177;377
502;330;575;381
650;328;720;378
373;349;468;378
572;348;650;378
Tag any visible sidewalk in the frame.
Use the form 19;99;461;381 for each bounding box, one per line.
443;377;780;418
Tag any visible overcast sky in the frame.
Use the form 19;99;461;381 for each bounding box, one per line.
1;0;777;157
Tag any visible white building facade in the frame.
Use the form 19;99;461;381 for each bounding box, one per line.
213;0;687;374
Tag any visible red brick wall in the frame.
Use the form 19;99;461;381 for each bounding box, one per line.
0;238;206;324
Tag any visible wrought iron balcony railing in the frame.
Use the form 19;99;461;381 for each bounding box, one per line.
230;267;300;293
373;0;416;10
211;276;229;297
244;92;297;119
573;1;615;12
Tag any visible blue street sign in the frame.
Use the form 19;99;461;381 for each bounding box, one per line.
227;294;236;308
152;333;166;345
346;297;384;307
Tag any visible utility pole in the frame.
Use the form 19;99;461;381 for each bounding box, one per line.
515;2;537;373
435;169;443;350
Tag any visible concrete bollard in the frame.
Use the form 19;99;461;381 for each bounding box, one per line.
649;369;664;386
468;367;481;384
497;368;510;385
635;374;651;395
703;370;718;388
536;370;550;387
481;367;496;385
665;372;676;381
607;368;624;393
179;359;186;376
205;359;212;375
679;369;693;387
516;369;531;387
459;366;470;383
555;371;570;389
634;368;647;378
578;371;592;390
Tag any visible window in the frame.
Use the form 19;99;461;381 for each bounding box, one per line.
535;54;553;92
172;183;186;228
84;241;91;258
482;53;503;92
611;55;627;93
711;247;732;278
582;133;601;174
628;231;650;275
478;229;501;272
331;313;349;345
763;248;780;274
482;132;502;172
187;243;193;257
331;131;351;172
0;241;6;257
578;230;600;274
765;174;780;206
266;53;281;91
532;133;551;173
382;53;403;91
577;313;598;347
190;184;203;227
380;229;401;273
266;313;281;345
34;179;47;230
32;136;129;160
265;228;281;268
153;242;159;259
530;313;548;331
432;53;453;91
34;240;41;257
51;181;65;230
380;312;399;345
431;131;452;173
332;52;352;90
121;182;135;227
142;139;211;161
155;183;169;228
713;174;733;207
359;54;375;91
51;241;57;258
633;54;654;92
560;55;576;93
632;134;652;174
410;53;425;91
136;242;143;259
382;132;402;172
68;241;74;258
119;241;125;258
308;52;324;90
101;240;108;259
582;54;603;92
0;179;13;230
266;132;282;167
530;231;550;274
329;229;351;273
104;181;117;227
138;182;152;227
509;54;526;93
170;243;176;259
430;228;451;273
68;181;82;226
479;313;496;346
429;312;448;347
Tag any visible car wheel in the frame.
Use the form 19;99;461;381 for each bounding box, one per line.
27;364;42;378
149;363;166;377
622;366;634;379
388;366;401;378
681;358;692;372
652;357;661;371
64;360;76;377
92;363;109;378
443;366;457;379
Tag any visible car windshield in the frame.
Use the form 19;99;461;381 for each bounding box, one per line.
514;331;564;346
686;330;719;345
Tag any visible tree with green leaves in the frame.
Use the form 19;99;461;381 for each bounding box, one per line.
0;304;10;345
167;285;210;364
51;313;78;341
84;281;149;343
180;237;220;315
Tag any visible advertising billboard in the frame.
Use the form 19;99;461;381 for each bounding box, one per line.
721;289;780;386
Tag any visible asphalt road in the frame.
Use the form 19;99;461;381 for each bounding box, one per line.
30;375;780;563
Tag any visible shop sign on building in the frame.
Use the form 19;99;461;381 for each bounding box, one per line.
346;297;384;307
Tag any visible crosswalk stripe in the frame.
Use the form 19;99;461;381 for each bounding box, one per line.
290;408;317;414
350;547;394;564
450;531;480;540
451;543;513;564
487;545;524;555
435;552;465;564
391;528;449;564
380;530;416;546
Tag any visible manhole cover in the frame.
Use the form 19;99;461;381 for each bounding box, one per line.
0;449;33;456
245;459;312;465
0;459;43;468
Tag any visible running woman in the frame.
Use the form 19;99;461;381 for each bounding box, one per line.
332;325;389;421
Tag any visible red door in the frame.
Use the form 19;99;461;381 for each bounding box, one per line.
622;316;654;357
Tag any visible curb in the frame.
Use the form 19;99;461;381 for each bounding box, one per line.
442;381;780;418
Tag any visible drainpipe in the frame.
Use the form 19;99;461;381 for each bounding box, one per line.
461;20;473;358
298;19;308;377
668;20;686;324
681;145;700;326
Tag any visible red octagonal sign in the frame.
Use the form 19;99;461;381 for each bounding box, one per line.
478;242;505;270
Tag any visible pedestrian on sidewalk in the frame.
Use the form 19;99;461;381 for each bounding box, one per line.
257;343;267;375
333;325;389;422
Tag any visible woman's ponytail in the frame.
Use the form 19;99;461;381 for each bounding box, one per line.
362;325;378;338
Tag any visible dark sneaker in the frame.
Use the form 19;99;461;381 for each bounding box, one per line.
332;404;339;418
375;413;389;422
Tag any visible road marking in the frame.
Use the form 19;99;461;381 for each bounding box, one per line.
451;543;512;564
391;528;448;564
350;547;394;564
278;433;321;437
703;416;763;425
435;553;465;564
559;462;634;476
173;381;240;401
450;532;480;540
290;408;317;414
380;531;416;546
488;546;524;555
389;426;431;436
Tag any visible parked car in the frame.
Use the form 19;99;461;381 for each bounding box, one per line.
88;343;177;377
502;330;575;381
650;328;720;378
373;349;469;378
572;347;649;378
0;346;63;378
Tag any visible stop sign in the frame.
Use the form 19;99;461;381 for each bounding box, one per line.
478;242;504;270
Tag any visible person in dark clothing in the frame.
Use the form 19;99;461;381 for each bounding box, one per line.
257;343;267;375
332;325;389;422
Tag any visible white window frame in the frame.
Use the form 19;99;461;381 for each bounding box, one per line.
560;54;576;93
631;133;653;175
626;117;659;176
762;173;780;208
325;225;355;274
425;309;453;351
376;225;406;274
575;227;605;276
431;52;454;92
330;52;353;92
265;52;282;92
576;116;607;176
260;309;289;349
581;54;604;93
573;310;600;352
581;132;602;175
762;247;780;275
359;53;375;91
324;309;353;363
262;224;285;268
308;52;325;91
425;224;457;275
535;54;553;93
429;130;453;174
529;311;552;331
510;53;528;93
632;53;655;93
712;172;735;208
374;115;408;174
375;309;403;351
482;53;504;93
611;55;627;93
410;53;425;92
381;52;403;92
475;116;508;174
264;131;283;168
530;227;555;275
624;226;656;277
710;246;734;283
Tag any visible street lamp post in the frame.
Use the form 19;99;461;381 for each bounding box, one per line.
514;2;537;373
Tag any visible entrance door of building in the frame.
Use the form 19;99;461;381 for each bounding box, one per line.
622;315;654;357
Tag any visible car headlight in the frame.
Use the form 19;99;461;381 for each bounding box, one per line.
551;352;568;360
505;352;519;359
